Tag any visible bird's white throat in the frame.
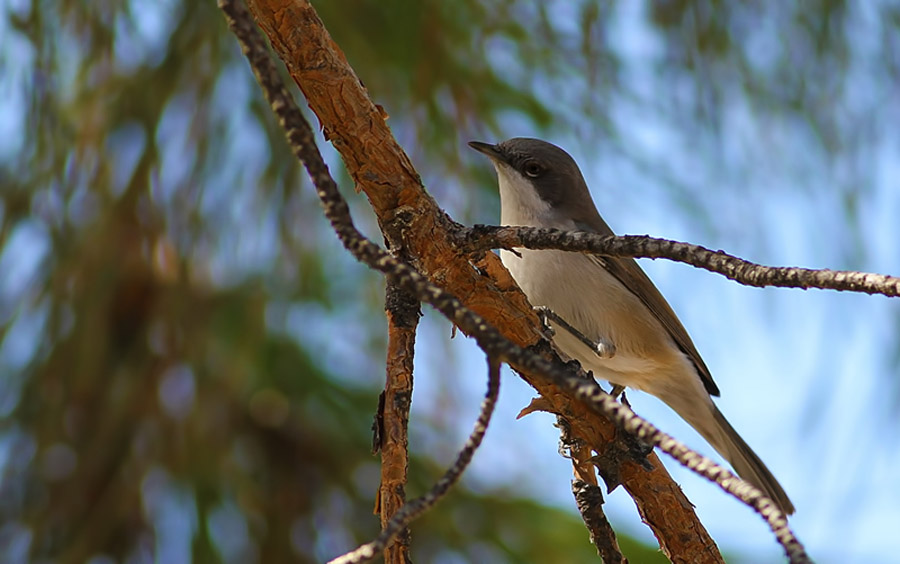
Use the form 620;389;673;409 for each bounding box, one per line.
494;164;568;229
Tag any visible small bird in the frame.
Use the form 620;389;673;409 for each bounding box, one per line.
470;137;794;515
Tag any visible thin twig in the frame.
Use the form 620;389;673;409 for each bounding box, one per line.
217;2;811;562
460;225;900;298
330;356;502;564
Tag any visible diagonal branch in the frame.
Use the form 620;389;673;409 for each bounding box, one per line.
459;225;900;297
219;1;811;562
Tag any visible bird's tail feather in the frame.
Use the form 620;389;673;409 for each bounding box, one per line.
681;404;795;515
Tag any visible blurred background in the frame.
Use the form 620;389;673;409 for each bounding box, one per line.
1;0;899;562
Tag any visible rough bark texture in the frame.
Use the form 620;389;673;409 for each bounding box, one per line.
377;281;419;564
572;480;627;563
244;0;722;559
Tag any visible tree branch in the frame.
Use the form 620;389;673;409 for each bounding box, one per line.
373;280;420;564
556;413;638;563
572;480;627;563
459;225;900;297
219;1;811;562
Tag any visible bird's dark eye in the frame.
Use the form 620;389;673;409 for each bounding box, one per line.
523;161;544;178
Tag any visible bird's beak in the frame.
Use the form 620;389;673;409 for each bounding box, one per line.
468;141;505;163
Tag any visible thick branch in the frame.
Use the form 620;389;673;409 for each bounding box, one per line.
244;0;538;344
460;225;900;298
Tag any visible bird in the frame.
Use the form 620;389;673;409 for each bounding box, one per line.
469;137;795;515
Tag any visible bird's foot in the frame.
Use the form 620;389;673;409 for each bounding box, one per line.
533;306;616;359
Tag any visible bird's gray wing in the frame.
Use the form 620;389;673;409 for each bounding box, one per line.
574;219;720;396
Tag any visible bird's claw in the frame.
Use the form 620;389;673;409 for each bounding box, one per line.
533;306;616;360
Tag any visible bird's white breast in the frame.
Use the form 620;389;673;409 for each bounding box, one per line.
501;248;666;385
